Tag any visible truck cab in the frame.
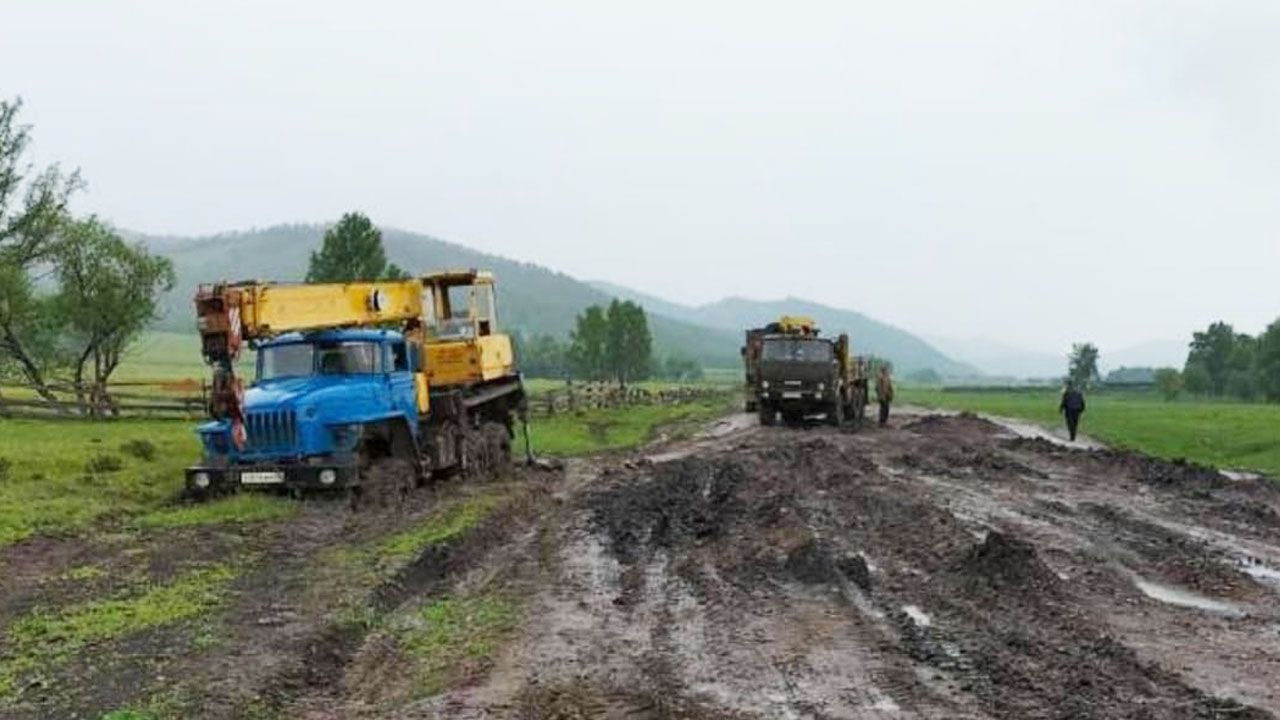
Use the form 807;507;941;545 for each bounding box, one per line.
187;328;420;494
753;331;867;428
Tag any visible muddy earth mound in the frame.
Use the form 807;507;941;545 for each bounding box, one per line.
905;412;1005;438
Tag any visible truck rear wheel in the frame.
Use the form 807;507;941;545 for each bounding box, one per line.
828;400;844;426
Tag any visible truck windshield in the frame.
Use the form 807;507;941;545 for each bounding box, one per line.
258;341;381;380
761;339;833;363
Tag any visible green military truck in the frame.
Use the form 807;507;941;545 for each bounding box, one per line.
749;316;868;428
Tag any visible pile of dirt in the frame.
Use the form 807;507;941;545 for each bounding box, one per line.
783;539;871;591
904;412;1004;438
589;457;746;565
945;530;1063;597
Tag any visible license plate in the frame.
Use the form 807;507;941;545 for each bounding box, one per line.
240;471;285;485
782;391;803;399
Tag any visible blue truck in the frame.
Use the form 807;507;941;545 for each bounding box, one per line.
185;272;526;498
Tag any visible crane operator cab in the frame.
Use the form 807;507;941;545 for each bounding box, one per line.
419;270;515;389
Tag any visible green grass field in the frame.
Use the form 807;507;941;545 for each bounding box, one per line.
0;396;732;548
901;388;1280;478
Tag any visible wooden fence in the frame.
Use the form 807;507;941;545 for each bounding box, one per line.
525;382;727;417
0;379;207;419
0;378;725;421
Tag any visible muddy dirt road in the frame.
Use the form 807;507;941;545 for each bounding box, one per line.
6;411;1280;719
382;412;1280;719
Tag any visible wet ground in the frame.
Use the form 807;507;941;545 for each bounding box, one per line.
4;410;1280;718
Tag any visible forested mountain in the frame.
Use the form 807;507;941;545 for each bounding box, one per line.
136;225;743;367
589;283;974;376
137;223;970;375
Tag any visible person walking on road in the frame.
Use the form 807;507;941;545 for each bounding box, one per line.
875;365;894;427
1060;381;1086;442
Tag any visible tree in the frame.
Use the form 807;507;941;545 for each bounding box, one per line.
1186;321;1238;397
305;212;405;283
0;97;82;405
659;355;703;382
51;218;175;414
1182;361;1211;396
1258;319;1280;403
513;331;569;379
605;299;652;387
1066;343;1100;390
568;306;609;380
1154;367;1183;401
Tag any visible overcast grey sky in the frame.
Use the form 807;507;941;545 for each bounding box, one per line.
4;0;1278;353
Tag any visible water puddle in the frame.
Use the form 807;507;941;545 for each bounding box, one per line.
902;605;932;627
1133;578;1244;617
1239;559;1280;587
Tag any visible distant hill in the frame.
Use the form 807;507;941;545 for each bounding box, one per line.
136;223;970;376
590;283;974;377
136;224;742;368
923;335;1065;379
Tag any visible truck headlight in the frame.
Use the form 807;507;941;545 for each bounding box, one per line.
193;472;211;489
817;383;825;393
761;381;770;390
319;469;337;486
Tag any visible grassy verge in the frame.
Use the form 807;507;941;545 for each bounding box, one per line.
0;419;198;547
901;388;1280;477
131;494;298;530
393;593;519;696
529;395;733;456
0;563;240;700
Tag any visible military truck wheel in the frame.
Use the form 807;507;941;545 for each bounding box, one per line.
758;405;776;426
828;401;844;426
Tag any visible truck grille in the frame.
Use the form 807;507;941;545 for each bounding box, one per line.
244;410;298;452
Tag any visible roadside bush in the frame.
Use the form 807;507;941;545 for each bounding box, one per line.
120;439;157;462
85;454;124;474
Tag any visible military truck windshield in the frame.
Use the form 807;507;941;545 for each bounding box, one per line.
258;341;381;380
761;339;833;363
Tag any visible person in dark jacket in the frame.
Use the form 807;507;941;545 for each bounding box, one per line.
1059;382;1086;441
875;365;894;427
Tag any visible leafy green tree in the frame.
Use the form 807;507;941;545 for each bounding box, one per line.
1066;342;1100;389
52;218;175;413
1182;361;1211;396
306;212;405;283
0;97;82;404
605;299;652;387
660;355;703;382
1154;367;1183;401
1186;321;1238;397
513;331;569;379
569;306;609;380
1259;319;1280;403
